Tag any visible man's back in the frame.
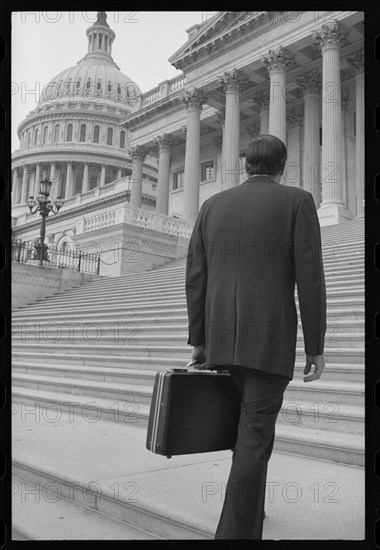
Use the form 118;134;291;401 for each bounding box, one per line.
186;175;326;380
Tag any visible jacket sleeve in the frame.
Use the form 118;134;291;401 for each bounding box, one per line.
185;201;208;346
293;192;326;355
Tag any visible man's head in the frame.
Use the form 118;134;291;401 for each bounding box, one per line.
245;134;287;180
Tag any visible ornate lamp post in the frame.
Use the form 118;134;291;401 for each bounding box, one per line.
27;177;64;266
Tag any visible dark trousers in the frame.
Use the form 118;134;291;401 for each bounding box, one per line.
214;365;289;540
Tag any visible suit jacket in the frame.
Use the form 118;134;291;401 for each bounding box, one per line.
185;175;326;380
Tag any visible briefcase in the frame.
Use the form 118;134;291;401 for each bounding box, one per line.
146;362;241;458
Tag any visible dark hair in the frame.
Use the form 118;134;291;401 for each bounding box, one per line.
245;134;287;177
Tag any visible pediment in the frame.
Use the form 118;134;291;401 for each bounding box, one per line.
169;11;268;70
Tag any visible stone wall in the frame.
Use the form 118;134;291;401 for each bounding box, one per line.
12;262;101;310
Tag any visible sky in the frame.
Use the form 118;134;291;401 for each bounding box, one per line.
11;11;217;151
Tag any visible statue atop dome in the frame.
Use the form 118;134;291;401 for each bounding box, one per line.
96;11;109;27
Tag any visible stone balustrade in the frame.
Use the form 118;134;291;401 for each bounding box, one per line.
138;74;187;110
77;204;193;238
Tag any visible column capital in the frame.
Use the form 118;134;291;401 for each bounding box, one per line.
287;105;304;128
296;69;322;96
153;133;176;153
252;85;270;111
218;68;249;93
129;145;148;161
313;19;348;52
346;49;364;75
182;88;207;110
215;108;225;127
261;46;295;75
247;121;260;138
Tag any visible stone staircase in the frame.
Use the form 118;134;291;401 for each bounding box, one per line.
11;217;364;539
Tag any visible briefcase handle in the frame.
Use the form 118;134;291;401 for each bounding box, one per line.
183;359;229;374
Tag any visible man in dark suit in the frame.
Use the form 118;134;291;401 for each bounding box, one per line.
185;134;326;539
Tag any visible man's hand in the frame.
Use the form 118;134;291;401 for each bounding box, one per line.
191;345;207;370
303;354;325;382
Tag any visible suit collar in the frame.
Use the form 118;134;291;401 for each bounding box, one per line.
241;174;278;185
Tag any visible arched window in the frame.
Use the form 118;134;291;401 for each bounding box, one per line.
107;128;113;146
54;124;60;142
93;125;100;143
119;130;125;148
66;123;73;141
42;126;48;144
34;128;39;145
80;124;86;142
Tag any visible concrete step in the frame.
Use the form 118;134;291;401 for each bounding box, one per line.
10;324;365;347
11;321;364;346
276;400;363;433
13;358;364;383
11;293;364;321
12;344;364;364
12;477;163;540
11;391;364;466
12;371;363;408
12;373;154;406
19;277;365;308
12;367;364;433
12;306;365;324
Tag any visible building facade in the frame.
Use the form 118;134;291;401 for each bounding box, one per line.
11;11;364;276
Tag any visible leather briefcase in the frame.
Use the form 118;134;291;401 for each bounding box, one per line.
146;361;241;458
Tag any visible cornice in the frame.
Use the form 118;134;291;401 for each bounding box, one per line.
12;147;132;165
12;191;156;235
122;95;183;129
173;12;298;72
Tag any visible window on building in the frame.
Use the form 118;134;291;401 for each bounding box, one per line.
34;128;39;146
43;126;48;144
54;124;60;142
119;130;125;148
173;170;184;191
201;160;215;182
66;124;73;142
93;125;100;143
89;165;98;190
107;128;113;146
80;124;86;142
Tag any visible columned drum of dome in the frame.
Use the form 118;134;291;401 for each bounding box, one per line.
12;11;159;220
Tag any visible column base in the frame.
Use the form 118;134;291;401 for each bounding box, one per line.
317;203;354;227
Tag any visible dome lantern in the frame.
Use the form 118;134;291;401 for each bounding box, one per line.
85;11;116;61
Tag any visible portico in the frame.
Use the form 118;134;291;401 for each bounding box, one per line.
122;12;364;227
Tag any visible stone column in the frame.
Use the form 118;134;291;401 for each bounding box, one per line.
21;165;29;203
313;20;352;225
286;106;304;189
340;89;349;207
154;134;175;215
100;164;106;187
253;86;270;135
129;145;148;207
117;167;122;181
219;70;246;189
12;169;19;205
82;163;90;193
348;50;364;218
33;163;41;197
262;47;294;145
65;162;73;198
182;88;206;222
297;70;321;207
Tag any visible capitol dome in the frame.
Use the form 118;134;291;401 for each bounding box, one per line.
38;11;141;107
